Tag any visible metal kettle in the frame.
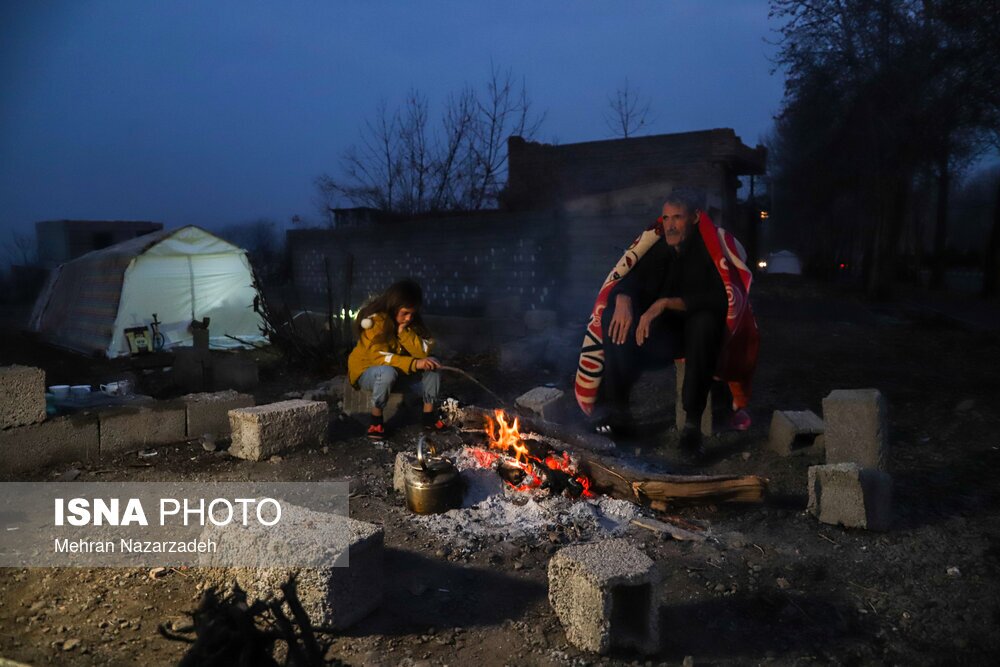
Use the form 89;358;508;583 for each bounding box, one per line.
403;436;463;515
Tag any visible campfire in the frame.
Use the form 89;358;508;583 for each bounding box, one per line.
466;410;594;499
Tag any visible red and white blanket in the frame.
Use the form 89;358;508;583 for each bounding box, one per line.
574;211;760;415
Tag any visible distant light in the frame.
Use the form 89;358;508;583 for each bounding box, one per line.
759;210;769;221
839;263;846;269
757;260;767;269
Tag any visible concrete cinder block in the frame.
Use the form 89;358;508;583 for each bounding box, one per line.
524;309;558;332
807;463;892;531
342;378;403;423
214;355;259;391
822;389;889;470
768;410;825;456
392;451;417;494
99;402;188;457
0;414;99;476
200;507;383;629
515;386;565;422
548;539;660;654
0;365;46;430
675;360;712;436
182;390;255;438
228;400;328;461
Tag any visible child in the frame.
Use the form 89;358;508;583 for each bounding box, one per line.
347;279;445;439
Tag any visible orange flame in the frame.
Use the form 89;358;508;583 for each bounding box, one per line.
481;410;594;498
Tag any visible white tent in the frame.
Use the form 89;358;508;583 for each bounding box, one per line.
30;226;267;357
765;250;803;275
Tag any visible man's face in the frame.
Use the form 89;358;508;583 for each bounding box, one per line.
395;307;416;328
661;202;697;247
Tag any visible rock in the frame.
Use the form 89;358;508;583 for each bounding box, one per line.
946;566;961;577
62;638;80;651
776;577;791;590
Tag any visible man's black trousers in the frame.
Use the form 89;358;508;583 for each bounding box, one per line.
600;301;726;424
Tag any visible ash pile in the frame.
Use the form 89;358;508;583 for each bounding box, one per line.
393;402;644;549
409;447;642;548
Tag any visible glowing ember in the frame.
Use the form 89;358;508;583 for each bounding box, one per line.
475;409;595;498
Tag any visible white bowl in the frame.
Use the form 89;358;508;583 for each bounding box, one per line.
70;384;91;398
49;384;70;399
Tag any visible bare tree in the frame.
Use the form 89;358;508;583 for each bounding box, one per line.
315;65;544;217
464;63;545;209
604;78;653;139
4;230;37;266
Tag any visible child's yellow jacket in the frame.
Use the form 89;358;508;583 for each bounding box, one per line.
347;313;433;386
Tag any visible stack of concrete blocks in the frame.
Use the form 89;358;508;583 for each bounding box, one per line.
0;414;100;475
99;402;187;457
228;400;328;461
182;390;255;439
0;365;100;475
342;377;404;423
200;505;384;629
515;386;566;422
548;539;660;655
768;410;825;456
675;360;712;436
808;389;892;530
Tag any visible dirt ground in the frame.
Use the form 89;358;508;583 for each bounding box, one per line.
1;276;999;666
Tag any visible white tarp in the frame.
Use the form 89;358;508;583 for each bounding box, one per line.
766;250;803;275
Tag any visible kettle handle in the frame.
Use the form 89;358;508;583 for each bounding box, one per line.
417;435;431;471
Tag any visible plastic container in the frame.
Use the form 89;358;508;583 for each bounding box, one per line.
49;385;70;399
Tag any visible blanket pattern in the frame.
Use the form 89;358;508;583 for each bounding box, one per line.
574;212;759;415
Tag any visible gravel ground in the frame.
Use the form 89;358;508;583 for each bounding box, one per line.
1;276;999;665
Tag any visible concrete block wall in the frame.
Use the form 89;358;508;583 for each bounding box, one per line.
0;414;99;475
183;390;255;437
98;403;187;457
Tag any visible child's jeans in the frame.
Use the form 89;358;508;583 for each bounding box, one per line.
357;366;440;409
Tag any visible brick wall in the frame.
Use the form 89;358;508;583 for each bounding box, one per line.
288;207;759;324
289;211;566;318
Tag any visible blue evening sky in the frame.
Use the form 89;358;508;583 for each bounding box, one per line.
0;0;783;250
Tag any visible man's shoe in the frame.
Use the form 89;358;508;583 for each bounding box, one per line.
679;425;704;458
366;423;386;440
594;414;637;438
728;409;751;431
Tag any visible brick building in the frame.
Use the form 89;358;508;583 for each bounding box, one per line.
288;128;765;325
504;129;766;229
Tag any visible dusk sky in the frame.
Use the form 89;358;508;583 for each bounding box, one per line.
0;0;784;252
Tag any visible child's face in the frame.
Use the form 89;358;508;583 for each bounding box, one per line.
395;307;416;328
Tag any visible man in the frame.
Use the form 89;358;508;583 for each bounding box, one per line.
574;189;759;454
